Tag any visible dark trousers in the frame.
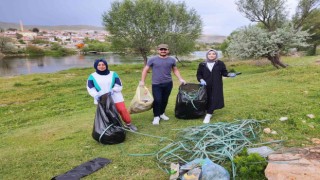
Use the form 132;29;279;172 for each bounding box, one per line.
152;81;173;117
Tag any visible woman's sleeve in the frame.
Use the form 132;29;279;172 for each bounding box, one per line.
220;61;229;77
112;72;123;92
87;75;98;97
196;63;203;81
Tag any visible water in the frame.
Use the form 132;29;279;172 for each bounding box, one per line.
0;54;144;77
0;51;211;77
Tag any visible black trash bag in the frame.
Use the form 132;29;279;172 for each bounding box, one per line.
175;83;207;119
51;157;111;180
92;93;126;145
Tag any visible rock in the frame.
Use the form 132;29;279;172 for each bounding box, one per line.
279;117;288;121
263;128;271;134
307;114;315;119
311;138;320;145
265;147;320;180
308;124;315;129
247;146;274;157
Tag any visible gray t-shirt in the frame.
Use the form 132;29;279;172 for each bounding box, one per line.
147;56;177;84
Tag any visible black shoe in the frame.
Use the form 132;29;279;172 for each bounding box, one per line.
126;124;138;132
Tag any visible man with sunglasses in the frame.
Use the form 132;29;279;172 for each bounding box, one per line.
140;44;186;125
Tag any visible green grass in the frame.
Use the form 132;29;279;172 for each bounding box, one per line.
1;56;320;179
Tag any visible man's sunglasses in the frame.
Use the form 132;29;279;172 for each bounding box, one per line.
159;48;168;51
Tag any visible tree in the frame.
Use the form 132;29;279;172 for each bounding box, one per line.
226;25;309;68
292;0;320;29
301;9;320;55
32;28;40;33
233;0;318;68
102;0;202;64
236;0;287;31
160;2;202;64
7;28;17;31
16;33;23;39
0;36;17;53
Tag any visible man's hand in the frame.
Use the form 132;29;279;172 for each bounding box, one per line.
139;81;145;86
179;79;186;85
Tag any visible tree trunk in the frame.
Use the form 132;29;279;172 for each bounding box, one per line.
139;48;148;66
267;53;288;68
175;55;185;66
142;54;148;66
311;44;317;56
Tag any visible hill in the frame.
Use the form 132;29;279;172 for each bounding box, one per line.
0;21;226;43
0;21;105;31
197;34;227;44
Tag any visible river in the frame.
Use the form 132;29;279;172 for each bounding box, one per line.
0;51;216;77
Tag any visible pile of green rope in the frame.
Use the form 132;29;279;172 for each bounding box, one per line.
180;86;205;110
156;119;266;178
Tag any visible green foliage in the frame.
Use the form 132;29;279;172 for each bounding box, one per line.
233;149;267;180
227;25;310;59
217;38;230;57
32;39;49;44
18;39;25;44
0;36;16;53
26;45;45;56
16;33;23;39
236;0;287;31
83;39;110;52
103;0;202;63
302;9;320;55
45;43;76;56
157;1;202;57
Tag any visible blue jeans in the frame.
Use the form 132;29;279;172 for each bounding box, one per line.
152;81;173;117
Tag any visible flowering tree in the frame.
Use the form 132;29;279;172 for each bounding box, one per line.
228;0;319;68
227;25;309;68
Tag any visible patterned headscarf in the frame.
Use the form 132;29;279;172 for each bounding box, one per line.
93;59;110;75
206;49;218;63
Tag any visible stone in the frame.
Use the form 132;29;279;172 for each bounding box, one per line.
307;114;315;119
279;117;288;121
264;128;271;134
265;147;320;180
311;138;320;145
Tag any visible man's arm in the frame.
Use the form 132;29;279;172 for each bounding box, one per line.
140;65;150;85
172;66;186;84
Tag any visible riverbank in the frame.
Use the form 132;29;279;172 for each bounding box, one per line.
1;56;319;179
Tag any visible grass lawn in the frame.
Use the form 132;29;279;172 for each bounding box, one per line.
0;55;319;179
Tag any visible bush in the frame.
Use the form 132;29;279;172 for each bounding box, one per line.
26;45;45;56
232;149;268;180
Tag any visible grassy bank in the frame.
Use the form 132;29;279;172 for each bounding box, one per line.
0;56;319;179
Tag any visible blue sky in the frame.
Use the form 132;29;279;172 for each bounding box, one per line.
0;0;298;36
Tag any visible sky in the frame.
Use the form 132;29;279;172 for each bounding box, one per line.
0;0;299;36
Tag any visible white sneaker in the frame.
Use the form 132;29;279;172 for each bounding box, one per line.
152;117;160;125
203;114;212;124
160;113;169;120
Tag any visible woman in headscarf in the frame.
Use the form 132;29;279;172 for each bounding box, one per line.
196;49;236;124
87;59;137;131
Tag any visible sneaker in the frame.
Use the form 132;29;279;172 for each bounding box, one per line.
203;114;212;124
152;117;160;125
160;113;169;121
126;123;138;132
